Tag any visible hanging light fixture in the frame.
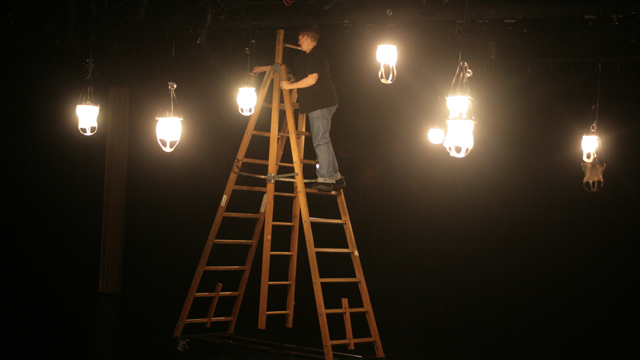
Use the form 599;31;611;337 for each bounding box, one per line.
237;40;257;116
377;44;397;84
76;55;99;136
581;63;606;192
156;82;183;153
429;61;476;158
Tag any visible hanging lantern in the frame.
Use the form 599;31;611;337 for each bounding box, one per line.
76;58;99;136
580;123;605;192
376;45;397;84
156;82;183;152
76;104;100;136
428;62;476;158
237;86;257;116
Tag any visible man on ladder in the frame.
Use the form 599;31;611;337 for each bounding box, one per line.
254;25;345;192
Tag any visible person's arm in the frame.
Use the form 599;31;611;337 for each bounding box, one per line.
281;73;318;90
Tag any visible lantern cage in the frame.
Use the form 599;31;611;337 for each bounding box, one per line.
156;82;183;153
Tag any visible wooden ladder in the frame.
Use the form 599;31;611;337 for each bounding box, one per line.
173;29;384;360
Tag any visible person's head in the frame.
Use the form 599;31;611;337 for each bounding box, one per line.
298;25;319;52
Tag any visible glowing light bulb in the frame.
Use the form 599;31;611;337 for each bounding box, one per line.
428;127;445;145
581;134;599;162
156;116;183;152
444;119;475;158
76;104;100;136
376;45;397;84
237;87;257;116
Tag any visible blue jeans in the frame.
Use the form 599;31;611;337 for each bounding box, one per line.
308;105;341;183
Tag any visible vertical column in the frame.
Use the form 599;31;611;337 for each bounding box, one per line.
99;86;130;294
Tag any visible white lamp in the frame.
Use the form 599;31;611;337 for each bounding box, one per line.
376;45;397;84
428;127;445;145
76;104;99;136
444;118;475;158
581;133;599;163
156;82;183;152
237;86;257;116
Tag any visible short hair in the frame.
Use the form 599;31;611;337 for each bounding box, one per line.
299;25;320;43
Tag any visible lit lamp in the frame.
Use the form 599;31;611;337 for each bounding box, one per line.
428;62;476;158
77;103;99;136
156;82;183;152
237;85;257;116
76;59;99;136
581;123;605;192
377;45;397;84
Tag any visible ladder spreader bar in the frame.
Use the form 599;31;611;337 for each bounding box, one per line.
223;212;261;219
184;317;233;324
324;307;368;314
204;266;247;271
213;240;254;245
319;278;361;283
314;248;352;253
309;217;345;224
195;292;240;297
330;337;376;345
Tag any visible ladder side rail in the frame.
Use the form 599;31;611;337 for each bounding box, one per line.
335;192;385;358
173;68;274;338
281;74;334;360
284;111;307;327
258;29;286;329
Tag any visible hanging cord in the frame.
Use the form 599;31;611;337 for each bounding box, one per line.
591;62;602;132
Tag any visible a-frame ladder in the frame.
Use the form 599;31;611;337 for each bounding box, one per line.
174;30;384;360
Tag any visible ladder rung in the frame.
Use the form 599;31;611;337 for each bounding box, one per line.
232;185;267;192
330;337;376;346
263;102;299;110
184;317;233;324
194;291;240;297
314;248;352;253
319;278;361;283
266;310;291;315
270;251;293;256
278;130;310;137
213;240;254;245
275;192;296;197
277;159;317;167
251;130;272;137
324;307;368;314
268;281;292;285
204;266;247;271
224;212;261;219
242;157;269;165
272;221;294;226
309;217;345;224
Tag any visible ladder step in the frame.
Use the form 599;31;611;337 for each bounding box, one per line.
263;102;299;110
194;291;240;297
330;337;376;346
242;157;269;165
324;307;368;314
268;281;292;285
278;130;311;137
309;217;345;224
270;251;293;256
251;130;272;137
278;159;317;167
204;266;247;271
224;212;261;219
266;310;291;315
213;240;254;245
232;185;267;192
184;317;233;324
314;248;352;253
319;278;361;283
272;221;294;226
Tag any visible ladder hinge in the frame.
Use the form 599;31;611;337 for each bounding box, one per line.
266;173;276;184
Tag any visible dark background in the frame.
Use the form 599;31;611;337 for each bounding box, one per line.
6;1;639;359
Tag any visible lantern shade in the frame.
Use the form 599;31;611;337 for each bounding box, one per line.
581;134;599;162
76;104;100;136
444;119;475;158
446;95;470;119
376;45;397;66
237;87;257;116
156;116;183;152
428;127;445;144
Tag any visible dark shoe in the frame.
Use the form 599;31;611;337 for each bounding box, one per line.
311;182;334;192
333;177;346;190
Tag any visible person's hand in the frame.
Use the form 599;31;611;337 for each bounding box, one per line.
280;81;293;90
252;66;269;74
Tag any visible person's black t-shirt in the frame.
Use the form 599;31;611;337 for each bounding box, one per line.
293;47;338;114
